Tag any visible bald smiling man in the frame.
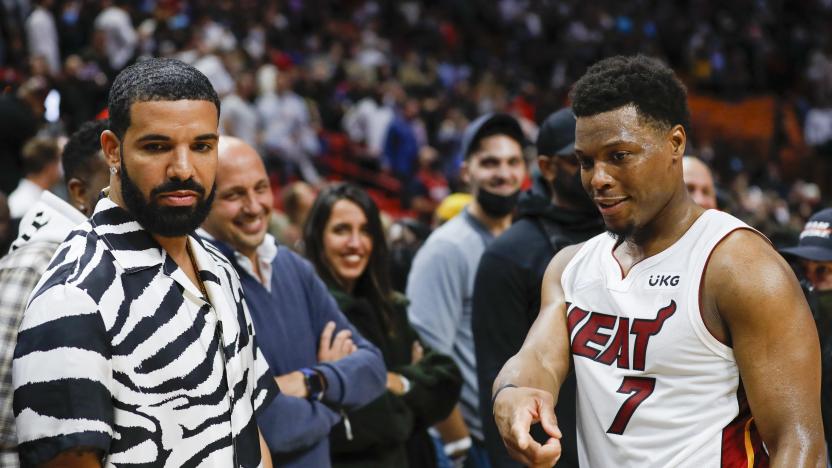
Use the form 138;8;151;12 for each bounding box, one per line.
682;156;717;210
200;136;385;468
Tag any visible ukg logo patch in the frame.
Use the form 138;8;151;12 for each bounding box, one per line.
645;273;681;289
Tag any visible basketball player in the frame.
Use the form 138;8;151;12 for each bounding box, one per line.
491;55;826;467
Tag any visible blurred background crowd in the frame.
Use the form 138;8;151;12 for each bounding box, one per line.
2;0;832;249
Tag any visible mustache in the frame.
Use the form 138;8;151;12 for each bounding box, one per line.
149;178;206;199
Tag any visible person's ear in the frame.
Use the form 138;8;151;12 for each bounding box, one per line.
66;178;87;212
460;159;470;186
668;124;686;163
100;130;121;172
537;155;557;183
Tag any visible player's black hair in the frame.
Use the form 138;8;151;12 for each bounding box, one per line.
107;57;220;139
62;119;109;182
570;55;690;131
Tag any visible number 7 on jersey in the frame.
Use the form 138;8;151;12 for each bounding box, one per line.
607;376;656;434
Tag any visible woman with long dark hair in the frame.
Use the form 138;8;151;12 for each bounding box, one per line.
304;183;462;467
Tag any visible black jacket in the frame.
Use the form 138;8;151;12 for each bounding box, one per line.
804;282;832;459
472;174;604;468
329;289;463;468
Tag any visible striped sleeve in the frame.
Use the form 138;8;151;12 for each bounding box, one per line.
12;283;113;466
249;315;278;416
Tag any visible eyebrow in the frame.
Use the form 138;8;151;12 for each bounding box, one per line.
575;138;638;154
601;138;638;149
135;133;219;143
135;134;170;143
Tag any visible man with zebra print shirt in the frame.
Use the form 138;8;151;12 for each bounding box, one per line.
12;58;277;467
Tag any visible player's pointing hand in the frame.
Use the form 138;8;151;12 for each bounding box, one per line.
493;386;562;467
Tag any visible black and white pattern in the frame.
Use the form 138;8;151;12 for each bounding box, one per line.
12;197;277;467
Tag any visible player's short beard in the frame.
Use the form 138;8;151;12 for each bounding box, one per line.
606;222;636;243
120;155;215;237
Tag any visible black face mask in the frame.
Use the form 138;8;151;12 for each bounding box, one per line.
476;188;520;218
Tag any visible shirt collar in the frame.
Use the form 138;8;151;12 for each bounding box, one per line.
254;233;278;263
90;197;167;273
198;229;278;289
90;196;212;282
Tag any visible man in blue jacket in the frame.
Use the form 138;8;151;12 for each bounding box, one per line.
200;136;386;467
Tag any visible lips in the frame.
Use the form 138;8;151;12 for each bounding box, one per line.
234;216;265;235
158;191;198;206
595;197;629;215
341;254;365;265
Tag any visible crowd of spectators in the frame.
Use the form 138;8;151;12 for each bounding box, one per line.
2;0;832;244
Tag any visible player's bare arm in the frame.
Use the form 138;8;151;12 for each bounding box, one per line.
491;243;582;467
704;229;826;467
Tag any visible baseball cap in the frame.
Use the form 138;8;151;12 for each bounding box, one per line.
459;113;525;160
779;208;832;262
537;107;576;157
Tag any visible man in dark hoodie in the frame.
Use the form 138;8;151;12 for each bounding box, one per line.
472;108;603;468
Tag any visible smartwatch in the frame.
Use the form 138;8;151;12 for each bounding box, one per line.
299;367;326;401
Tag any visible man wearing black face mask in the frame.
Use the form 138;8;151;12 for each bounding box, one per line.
472;108;604;468
779;208;832;459
407;113;527;467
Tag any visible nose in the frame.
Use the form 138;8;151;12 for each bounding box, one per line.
589;161;614;193
488;163;512;188
241;191;263;215
167;145;195;181
691;190;706;206
346;230;362;249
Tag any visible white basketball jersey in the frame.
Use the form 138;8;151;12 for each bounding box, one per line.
561;210;769;467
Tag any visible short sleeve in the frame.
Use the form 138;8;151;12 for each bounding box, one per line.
12;284;113;466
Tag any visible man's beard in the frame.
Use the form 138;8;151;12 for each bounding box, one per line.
606;223;636;243
120;159;215;237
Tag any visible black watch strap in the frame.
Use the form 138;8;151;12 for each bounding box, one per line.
491;383;518;408
300;367;325;401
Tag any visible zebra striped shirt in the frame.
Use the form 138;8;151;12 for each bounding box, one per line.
12;197;277;467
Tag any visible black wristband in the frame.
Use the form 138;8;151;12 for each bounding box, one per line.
491;383;518;408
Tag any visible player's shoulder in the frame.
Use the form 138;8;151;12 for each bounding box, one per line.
708;227;778;273
705;226;797;304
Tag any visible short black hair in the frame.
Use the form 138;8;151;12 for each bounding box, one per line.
570;55;690;131
107;57;220;139
21;138;59;176
62;119;108;181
